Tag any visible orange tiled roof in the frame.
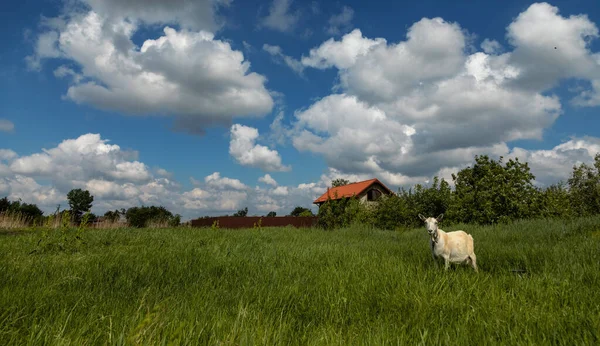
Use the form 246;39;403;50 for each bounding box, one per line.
313;178;393;204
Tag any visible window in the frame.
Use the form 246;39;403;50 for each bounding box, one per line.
367;188;382;201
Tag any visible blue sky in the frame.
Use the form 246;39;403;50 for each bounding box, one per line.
1;0;600;220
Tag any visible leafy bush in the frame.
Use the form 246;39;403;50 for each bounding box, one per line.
568;154;600;216
449;155;539;224
0;197;44;224
289;206;313;216
125;206;178;228
233;207;248;217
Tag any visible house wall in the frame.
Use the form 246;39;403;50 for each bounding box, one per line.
359;185;389;207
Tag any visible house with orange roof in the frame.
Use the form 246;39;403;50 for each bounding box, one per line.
313;178;395;207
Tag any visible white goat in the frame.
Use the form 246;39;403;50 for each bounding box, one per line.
418;214;478;272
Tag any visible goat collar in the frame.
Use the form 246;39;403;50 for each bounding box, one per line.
429;229;439;244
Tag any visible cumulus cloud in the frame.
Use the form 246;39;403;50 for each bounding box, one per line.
0;150;17;161
507;137;600;186
1;175;63;207
301;29;385;69
26;4;274;134
506;2;600;92
288;3;600;182
259;174;278;186
326;6;354;35
204;172;247;190
0;119;15;133
259;0;300;33
9;134;151;186
263;44;305;75
229;124;291;172
480;38;503;54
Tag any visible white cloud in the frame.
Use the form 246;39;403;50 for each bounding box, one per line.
259;174;278;186
155;168;172;178
27;9;274;135
0;119;15;133
326;6;354;35
271;186;289;196
507;137;600;186
53;65;83;83
25;31;61;70
301;29;385;69
9;134;151;186
263;44;305;75
506;2;600;92
268;110;291;146
229;124;291;172
2;175;63;207
338;18;468;103
204;172;247;190
480;38;503;54
0;150;17;161
259;0;300;33
289;5;600;181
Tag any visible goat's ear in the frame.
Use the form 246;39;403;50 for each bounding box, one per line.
418;214;426;221
436;213;444;221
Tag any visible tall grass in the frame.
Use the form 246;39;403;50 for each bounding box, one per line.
0;212;32;229
1;217;599;345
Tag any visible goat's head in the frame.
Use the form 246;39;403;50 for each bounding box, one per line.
418;213;444;235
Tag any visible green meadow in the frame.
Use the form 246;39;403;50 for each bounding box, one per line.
1;217;599;345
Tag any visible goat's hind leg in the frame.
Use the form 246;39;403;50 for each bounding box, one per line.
468;253;478;272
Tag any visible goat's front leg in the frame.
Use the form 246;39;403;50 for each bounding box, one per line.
443;256;450;271
431;252;439;268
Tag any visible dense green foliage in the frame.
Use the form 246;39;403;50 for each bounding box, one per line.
1;218;599;344
103;209;126;222
318;154;600;229
125;206;181;228
233;207;249;217
289;206;314;217
0;197;44;221
66;188;94;222
331;178;350;187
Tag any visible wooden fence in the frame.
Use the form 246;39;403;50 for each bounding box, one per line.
190;216;319;229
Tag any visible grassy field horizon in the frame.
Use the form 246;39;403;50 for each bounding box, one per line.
1;217;599;345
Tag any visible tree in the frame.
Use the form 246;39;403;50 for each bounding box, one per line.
67;189;94;222
233;207;248;217
0;197;10;212
450;155;538;224
103;210;122;223
17;202;44;220
299;209;315;217
0;197;44;221
289;206;312;216
332;178;350;187
170;214;181;227
568;154;600;216
266;211;277;217
537;182;572;218
125;205;175;228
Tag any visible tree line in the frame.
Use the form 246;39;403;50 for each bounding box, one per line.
3;154;599;230
316;154;600;230
1;188;181;228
